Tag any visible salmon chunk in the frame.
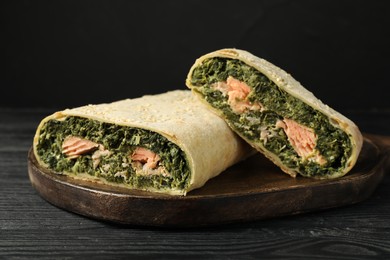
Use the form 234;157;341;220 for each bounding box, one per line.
130;147;161;170
277;119;327;165
62;136;99;159
213;76;262;114
130;147;170;177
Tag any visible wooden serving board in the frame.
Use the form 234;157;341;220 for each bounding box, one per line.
28;134;390;227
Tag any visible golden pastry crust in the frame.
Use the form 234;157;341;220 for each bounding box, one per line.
33;90;254;195
186;48;363;179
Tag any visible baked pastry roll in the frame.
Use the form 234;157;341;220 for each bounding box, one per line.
186;48;363;179
33;90;253;195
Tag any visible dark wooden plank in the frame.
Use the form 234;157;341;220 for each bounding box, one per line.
1;108;390;259
27;134;389;227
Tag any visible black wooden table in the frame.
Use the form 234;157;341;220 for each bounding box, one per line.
1;107;389;259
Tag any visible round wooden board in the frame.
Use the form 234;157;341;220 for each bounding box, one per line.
28;134;390;227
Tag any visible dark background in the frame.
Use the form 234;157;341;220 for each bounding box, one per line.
2;0;390;111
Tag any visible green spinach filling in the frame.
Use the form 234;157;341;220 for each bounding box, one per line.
190;58;352;177
36;116;190;190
